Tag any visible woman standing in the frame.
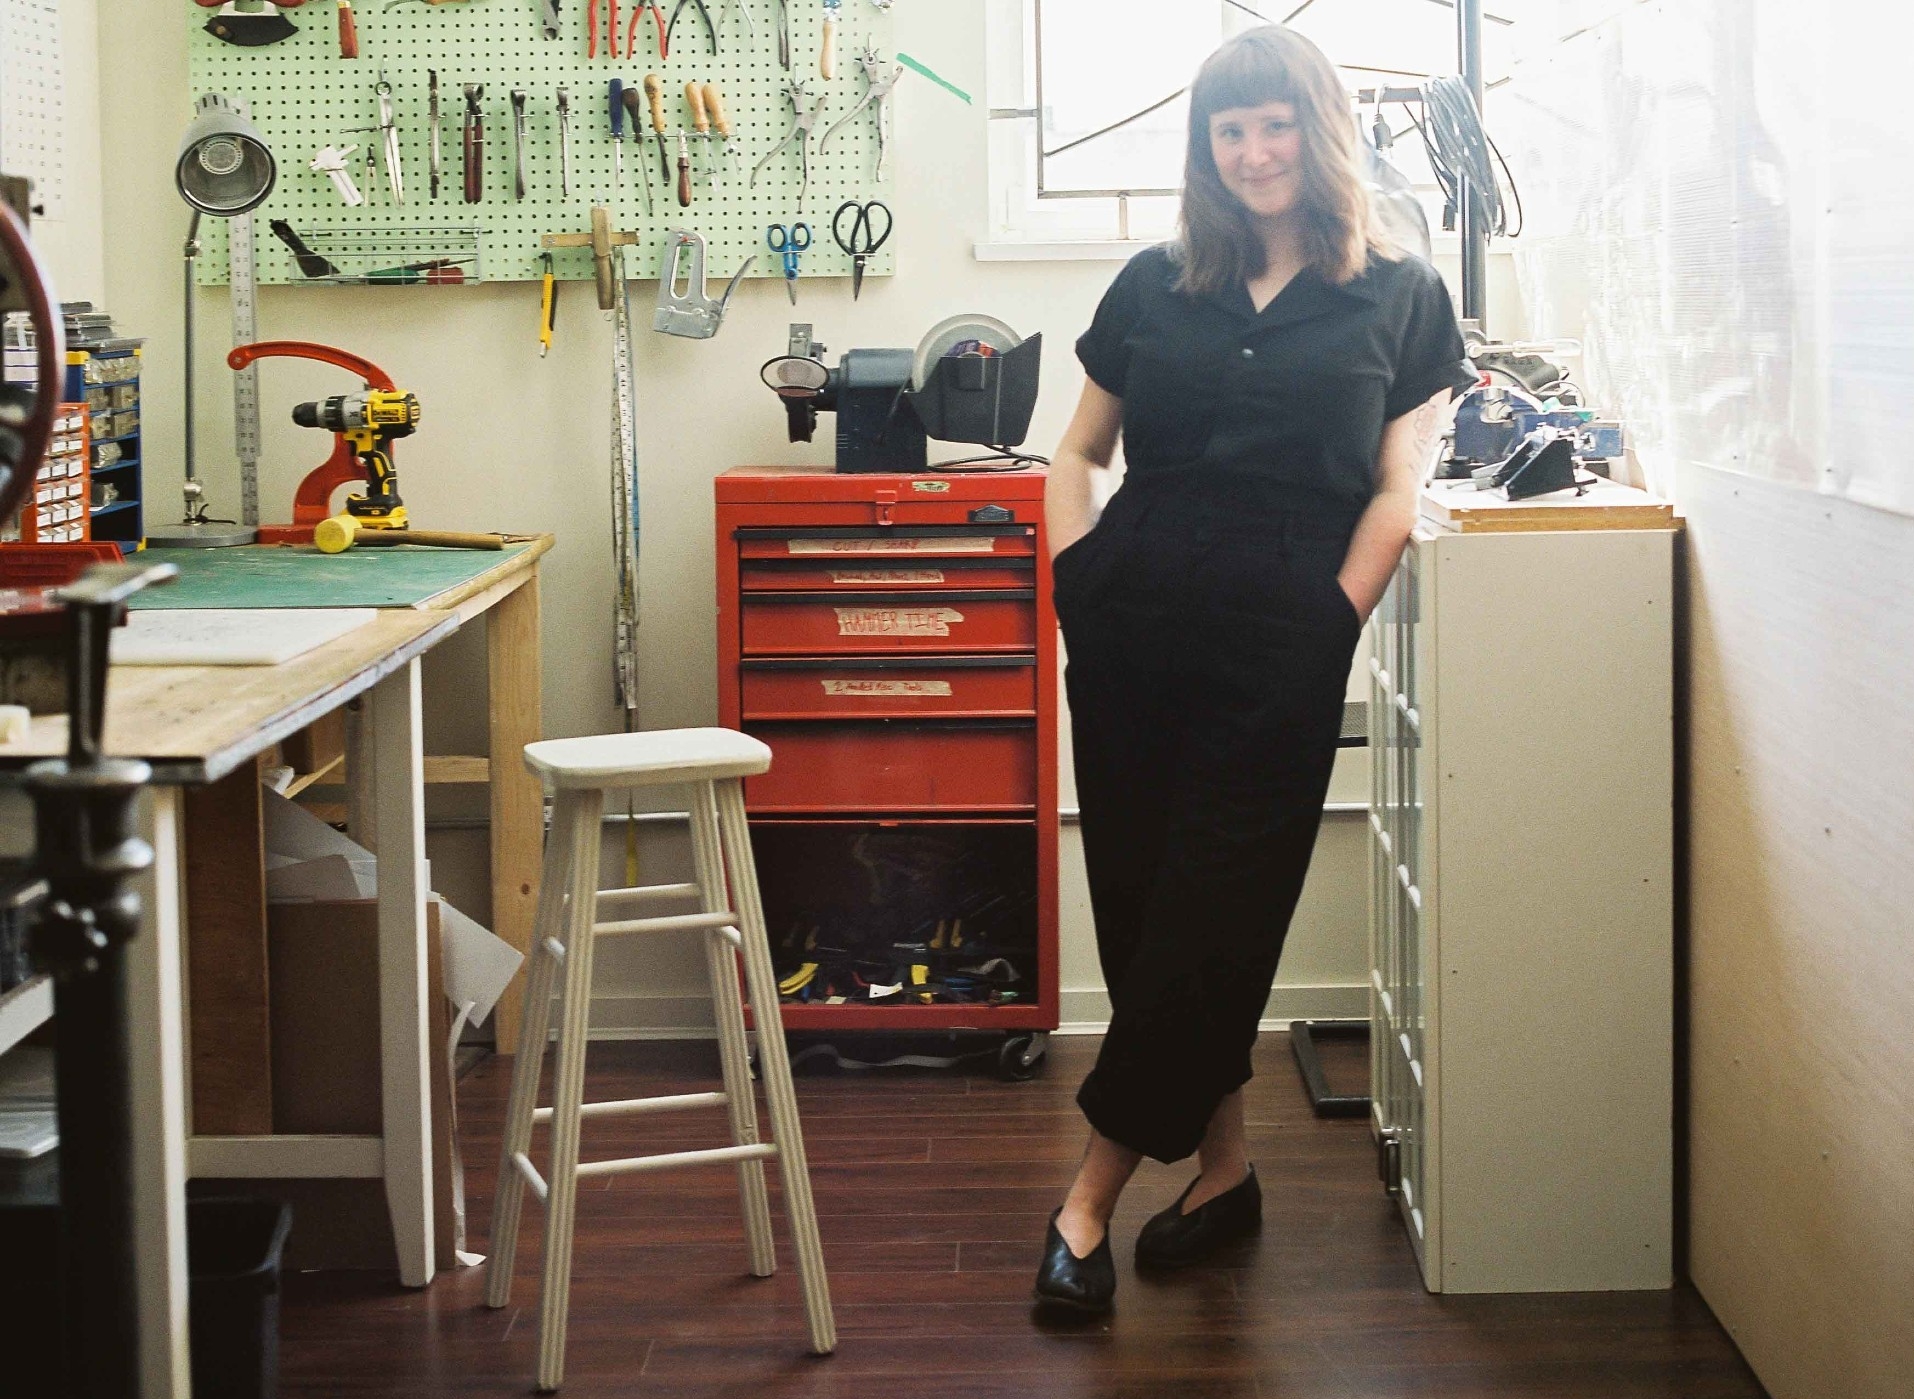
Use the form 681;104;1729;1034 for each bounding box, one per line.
1037;25;1474;1313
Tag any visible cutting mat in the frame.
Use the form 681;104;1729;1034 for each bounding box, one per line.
129;542;536;610
111;608;377;665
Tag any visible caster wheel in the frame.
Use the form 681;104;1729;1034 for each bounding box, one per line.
997;1032;1048;1081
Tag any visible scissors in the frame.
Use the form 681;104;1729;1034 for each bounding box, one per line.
767;221;812;305
831;199;892;300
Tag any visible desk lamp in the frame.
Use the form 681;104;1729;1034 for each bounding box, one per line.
149;93;275;547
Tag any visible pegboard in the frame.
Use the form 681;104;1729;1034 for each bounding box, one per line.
188;0;897;287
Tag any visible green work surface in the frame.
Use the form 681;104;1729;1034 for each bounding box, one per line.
128;544;532;611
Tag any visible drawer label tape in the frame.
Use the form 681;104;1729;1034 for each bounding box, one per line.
834;606;965;636
820;679;955;698
829;569;946;584
790;537;996;555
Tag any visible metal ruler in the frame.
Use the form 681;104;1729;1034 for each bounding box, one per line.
610;252;641;718
229;210;262;526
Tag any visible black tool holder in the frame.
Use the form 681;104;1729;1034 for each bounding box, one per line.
22;560;176;1398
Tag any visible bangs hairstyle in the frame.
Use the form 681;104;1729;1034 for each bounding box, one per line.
1174;25;1395;297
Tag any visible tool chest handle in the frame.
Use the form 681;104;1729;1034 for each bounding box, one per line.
740;655;1037;671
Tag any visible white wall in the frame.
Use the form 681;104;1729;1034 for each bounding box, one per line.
1497;5;1914;1394
94;0;1442;1035
12;0;105;302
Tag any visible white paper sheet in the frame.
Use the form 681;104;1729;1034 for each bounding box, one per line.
110;608;377;666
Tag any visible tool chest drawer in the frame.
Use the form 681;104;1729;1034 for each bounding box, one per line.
735;526;1038;561
743;721;1038;813
741;590;1038;655
741;657;1038;720
740;555;1035;593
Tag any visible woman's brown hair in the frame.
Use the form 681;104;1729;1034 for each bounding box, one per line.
1174;25;1394;297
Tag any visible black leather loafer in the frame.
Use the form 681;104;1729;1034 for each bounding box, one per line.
1134;1165;1262;1269
1033;1208;1116;1314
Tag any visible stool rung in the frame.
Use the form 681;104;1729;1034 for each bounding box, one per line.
595;910;739;938
533;1091;728;1124
512;1152;548;1202
596;882;701;911
576;1142;778;1179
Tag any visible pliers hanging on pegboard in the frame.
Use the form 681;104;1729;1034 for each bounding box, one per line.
819;45;903;184
667;0;717;55
626;0;669;58
751;78;825;211
588;0;620;57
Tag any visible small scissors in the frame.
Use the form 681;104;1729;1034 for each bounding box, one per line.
767;221;812;304
831;199;892;300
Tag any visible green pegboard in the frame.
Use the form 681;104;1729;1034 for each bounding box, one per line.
187;0;897;287
128;543;537;610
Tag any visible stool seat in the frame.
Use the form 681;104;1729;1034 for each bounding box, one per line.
523;727;772;790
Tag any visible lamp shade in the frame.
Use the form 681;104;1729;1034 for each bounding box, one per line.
176;93;275;217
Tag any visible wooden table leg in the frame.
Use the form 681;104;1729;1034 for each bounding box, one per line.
488;573;543;1056
371;659;435;1288
130;786;192;1398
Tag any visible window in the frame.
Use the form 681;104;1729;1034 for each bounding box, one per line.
984;0;1571;249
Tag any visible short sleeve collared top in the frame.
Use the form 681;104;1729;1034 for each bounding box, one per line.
1075;245;1476;518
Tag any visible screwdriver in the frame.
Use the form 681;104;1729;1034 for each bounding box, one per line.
620;85;654;214
609;78;626;190
643;73;671;187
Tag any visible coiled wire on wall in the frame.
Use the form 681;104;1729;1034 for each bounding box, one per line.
1408;73;1523;239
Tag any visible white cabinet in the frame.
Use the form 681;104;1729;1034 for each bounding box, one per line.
1369;501;1677;1293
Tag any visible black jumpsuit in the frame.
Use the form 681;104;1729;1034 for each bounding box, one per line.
1055;246;1473;1164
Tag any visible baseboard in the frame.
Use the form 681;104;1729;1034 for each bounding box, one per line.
564;983;1371;1043
1056;982;1368;1036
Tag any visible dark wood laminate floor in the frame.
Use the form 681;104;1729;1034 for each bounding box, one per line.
279;1034;1767;1398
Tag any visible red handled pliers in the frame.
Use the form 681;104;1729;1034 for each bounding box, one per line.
587;0;619;57
626;0;669;58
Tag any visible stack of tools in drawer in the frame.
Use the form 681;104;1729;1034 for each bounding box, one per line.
716;467;1061;1054
2;304;146;548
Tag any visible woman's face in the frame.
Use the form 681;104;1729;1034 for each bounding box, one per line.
1208;100;1305;222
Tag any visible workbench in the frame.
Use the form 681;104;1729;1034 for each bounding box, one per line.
0;537;551;1397
127;538;551;1056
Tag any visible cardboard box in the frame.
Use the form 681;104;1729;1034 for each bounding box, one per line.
262;898;460;1272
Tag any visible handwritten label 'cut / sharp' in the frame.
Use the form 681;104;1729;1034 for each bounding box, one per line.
821;679;955;698
829;569;945;584
834;606;964;637
788;537;995;555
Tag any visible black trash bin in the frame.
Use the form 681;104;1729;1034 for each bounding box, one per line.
189;1197;293;1399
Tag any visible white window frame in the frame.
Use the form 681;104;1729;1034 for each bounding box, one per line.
979;0;1241;257
978;0;1514;263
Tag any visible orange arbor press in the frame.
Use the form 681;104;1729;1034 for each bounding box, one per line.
228;339;421;545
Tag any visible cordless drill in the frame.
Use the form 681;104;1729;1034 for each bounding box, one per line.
290;389;421;529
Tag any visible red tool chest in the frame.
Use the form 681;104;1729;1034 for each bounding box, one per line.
717;467;1060;1046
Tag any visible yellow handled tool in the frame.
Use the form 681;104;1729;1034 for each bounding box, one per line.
539;252;559;357
314;514;507;554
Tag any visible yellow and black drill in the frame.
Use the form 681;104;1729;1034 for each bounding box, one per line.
290;388;421;530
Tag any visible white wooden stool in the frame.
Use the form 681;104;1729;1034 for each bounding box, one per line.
485;728;835;1391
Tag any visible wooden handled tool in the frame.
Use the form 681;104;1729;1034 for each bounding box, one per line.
462;84;485;203
314;514;507;554
338;0;360;58
684;80;713;189
820;0;838;78
702;82;742;182
620;87;653;213
643;73;672;184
